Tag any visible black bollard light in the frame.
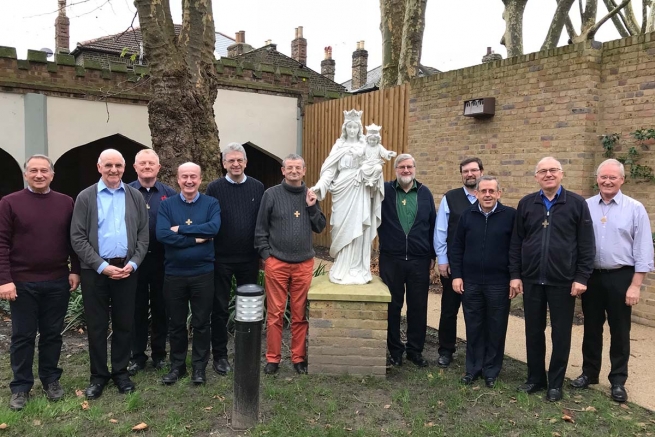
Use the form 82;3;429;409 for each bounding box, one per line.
232;284;265;430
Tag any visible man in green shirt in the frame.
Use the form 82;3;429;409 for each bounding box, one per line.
378;154;437;368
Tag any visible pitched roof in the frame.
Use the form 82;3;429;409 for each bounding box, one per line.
71;25;235;59
341;64;441;93
234;45;347;94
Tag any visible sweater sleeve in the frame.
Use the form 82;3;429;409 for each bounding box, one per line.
156;201;196;248
0;199;14;285
254;191;273;259
307;202;326;234
449;213;467;280
574;197;596;285
508;199;525;281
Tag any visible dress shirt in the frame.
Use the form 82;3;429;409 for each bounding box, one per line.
96;180;137;274
180;192;200;203
586;190;654;272
478;202;498;217
225;174;248;184
539;185;562;211
434;187;477;265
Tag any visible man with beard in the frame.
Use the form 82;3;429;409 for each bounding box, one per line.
433;157;483;368
379;154;436;367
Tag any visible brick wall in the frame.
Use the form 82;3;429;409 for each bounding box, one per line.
407;33;655;326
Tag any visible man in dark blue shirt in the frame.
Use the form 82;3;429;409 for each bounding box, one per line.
127;149;177;375
157;163;221;385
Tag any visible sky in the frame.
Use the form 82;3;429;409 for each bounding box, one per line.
0;0;642;84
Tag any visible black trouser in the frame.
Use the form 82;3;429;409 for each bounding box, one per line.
211;259;259;360
438;274;461;356
131;252;167;365
461;282;510;379
523;282;575;389
581;267;634;385
9;277;70;393
380;254;431;358
81;269;137;385
164;271;213;371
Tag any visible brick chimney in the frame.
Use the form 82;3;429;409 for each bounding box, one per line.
264;39;277;51
227;31;254;57
321;46;335;81
55;0;70;54
351;41;368;90
291;26;307;65
482;47;502;64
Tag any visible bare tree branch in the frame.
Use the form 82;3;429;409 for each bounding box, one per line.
622;0;642;34
587;0;631;40
648;0;655;31
23;0;94;18
542;0;576;50
642;0;649;33
601;0;631;36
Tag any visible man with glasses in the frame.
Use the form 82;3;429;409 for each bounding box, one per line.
379;154;436;367
205;143;264;376
433;157;483;368
570;159;653;403
509;157;595;402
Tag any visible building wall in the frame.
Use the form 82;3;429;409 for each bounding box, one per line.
0;93;26;166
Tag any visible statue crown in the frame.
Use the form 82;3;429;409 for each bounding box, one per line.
365;124;382;136
343;109;363;123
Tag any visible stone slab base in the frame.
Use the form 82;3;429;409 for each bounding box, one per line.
307;275;391;377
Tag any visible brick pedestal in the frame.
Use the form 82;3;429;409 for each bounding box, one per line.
307;275;391;377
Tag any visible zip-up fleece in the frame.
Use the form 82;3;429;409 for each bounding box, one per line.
449;202;516;285
508;187;595;287
379;180;436;260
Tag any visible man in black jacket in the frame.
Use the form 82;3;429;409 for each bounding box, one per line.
379;154;436;368
509;157;595;402
450;176;517;388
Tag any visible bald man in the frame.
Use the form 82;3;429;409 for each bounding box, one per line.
156;163;221;386
71;149;149;400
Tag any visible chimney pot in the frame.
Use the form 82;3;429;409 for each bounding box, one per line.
321;46;336;81
351;41;368;90
55;0;70;53
291;25;307;65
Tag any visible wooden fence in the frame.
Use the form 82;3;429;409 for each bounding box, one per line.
303;83;410;248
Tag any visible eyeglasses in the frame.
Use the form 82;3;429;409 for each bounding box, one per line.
461;168;481;174
396;165;415;170
225;159;245;164
477;189;497;195
598;175;621;181
535;168;562;175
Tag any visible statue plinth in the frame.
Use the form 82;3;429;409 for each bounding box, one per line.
307;275;391;377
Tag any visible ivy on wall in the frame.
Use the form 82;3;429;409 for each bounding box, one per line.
600;128;655;183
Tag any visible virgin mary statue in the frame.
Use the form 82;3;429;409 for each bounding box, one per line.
310;110;385;285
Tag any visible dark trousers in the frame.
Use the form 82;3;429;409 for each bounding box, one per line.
211;259;259;360
131;252;167;365
438;274;462;356
461;282;510;379
523;282;575;389
581;267;634;385
380;254;431;358
9;277;70;393
164;271;213;371
81;269;137;385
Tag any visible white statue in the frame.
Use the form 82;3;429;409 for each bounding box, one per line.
310;110;394;285
359;124;396;190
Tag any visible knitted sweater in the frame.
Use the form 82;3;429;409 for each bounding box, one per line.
205;176;264;263
254;181;326;263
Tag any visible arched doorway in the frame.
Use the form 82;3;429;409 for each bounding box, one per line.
51;134;148;199
0;149;24;200
242;142;283;189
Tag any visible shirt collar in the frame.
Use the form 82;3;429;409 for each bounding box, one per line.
27;186;51;194
539;185;562;200
180;192;200;203
225;174;248;184
98;179;124;192
394;179;417;192
462;186;476;200
478;202;498;215
598;190;623;205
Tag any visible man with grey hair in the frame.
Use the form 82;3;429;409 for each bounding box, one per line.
0;154;80;410
379;154;436;368
71;149;149;400
127;149;177;375
509;156;595;402
450;176;517;387
205;143;264;375
570;159;653;402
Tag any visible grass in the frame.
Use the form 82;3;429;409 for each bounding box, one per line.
0;328;654;436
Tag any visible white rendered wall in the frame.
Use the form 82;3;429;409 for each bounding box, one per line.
0;92;25;168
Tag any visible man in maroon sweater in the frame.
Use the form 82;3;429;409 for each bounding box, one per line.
0;154;81;411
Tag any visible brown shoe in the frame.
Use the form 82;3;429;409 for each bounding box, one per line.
9;392;29;410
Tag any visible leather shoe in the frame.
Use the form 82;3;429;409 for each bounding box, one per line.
264;362;279;375
162;368;187;385
460;373;478;385
115;378;136;394
611;384;628;403
127;361;146;376
152;359;167;371
191;368;206;385
570;374;597;389
485;378;496;388
546;388;563;402
437;353;452;368
212;358;232;376
517;382;546;394
386;355;403;367
406;353;429;367
85;383;105;400
293;361;308;374
9;392;29;411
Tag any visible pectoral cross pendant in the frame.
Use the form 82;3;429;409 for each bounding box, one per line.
146;204;150;210
185;219;193;225
402;199;407;206
600;216;607;223
542;219;549;228
294;211;300;218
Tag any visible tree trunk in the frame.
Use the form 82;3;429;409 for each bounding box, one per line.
646;0;655;32
134;0;221;187
572;0;631;43
379;0;405;89
542;0;576;50
501;0;528;58
397;0;428;85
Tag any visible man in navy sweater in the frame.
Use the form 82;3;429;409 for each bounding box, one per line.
156;163;221;385
450;176;517;388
